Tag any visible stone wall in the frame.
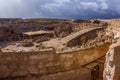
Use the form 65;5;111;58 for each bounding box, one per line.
0;43;110;80
23;33;54;42
67;30;98;47
103;41;120;80
67;28;104;47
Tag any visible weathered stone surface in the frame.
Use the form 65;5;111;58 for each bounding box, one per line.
0;18;115;80
23;68;91;80
103;41;120;80
0;43;110;79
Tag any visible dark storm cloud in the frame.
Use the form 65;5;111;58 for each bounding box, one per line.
0;0;120;19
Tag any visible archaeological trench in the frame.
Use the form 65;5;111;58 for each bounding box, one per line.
0;18;120;80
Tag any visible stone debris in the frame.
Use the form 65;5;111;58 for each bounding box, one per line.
1;27;114;53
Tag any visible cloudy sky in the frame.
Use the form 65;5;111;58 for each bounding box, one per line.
0;0;120;19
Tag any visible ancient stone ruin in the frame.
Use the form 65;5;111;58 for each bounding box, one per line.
0;18;120;80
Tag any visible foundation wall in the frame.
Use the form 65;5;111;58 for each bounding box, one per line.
0;43;110;80
103;42;120;80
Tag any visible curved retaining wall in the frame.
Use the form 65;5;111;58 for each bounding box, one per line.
66;27;104;47
0;43;110;80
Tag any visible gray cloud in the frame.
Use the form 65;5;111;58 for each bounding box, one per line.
0;0;120;19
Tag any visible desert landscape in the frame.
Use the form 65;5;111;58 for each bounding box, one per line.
0;18;120;80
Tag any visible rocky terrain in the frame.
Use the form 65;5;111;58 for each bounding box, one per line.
0;18;109;52
0;18;120;80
